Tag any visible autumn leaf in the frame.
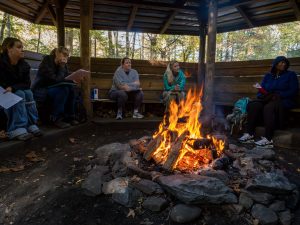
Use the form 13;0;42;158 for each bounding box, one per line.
26;151;45;162
69;138;76;144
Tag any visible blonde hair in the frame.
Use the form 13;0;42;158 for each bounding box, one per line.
50;46;69;57
165;60;178;83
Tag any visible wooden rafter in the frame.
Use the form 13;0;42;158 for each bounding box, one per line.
160;0;187;34
9;0;36;13
47;4;57;26
127;5;138;31
34;0;49;23
289;0;300;20
236;5;254;28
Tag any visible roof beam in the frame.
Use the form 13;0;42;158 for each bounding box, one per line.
289;0;300;20
9;0;36;13
127;5;138;31
47;4;57;26
34;0;49;23
160;0;188;34
236;5;254;28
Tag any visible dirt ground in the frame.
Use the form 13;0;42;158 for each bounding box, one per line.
0;123;299;225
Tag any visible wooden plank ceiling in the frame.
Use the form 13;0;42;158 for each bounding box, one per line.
0;0;299;35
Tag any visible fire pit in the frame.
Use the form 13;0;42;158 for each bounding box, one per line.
143;89;225;171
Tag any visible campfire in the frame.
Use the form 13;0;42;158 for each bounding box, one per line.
142;89;225;171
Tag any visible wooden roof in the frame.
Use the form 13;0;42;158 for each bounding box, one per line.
0;0;300;35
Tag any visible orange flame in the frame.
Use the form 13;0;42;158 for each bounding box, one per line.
150;87;225;171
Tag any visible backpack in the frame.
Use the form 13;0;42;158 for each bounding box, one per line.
226;97;250;134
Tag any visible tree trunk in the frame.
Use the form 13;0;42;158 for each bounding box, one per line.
0;13;8;43
7;15;11;37
126;31;130;56
141;33;144;59
131;32;136;58
108;31;114;57
114;31;119;57
94;37;97;57
37;25;41;53
65;28;74;55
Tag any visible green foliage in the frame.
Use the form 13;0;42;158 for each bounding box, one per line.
1;10;300;62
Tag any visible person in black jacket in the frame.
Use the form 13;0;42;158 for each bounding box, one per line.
0;37;41;141
32;47;78;128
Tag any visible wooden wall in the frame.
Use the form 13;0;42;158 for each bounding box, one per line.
24;51;300;104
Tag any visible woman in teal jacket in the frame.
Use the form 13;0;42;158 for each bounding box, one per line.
162;60;186;112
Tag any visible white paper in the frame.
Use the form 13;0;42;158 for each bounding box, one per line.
0;86;23;109
65;69;89;83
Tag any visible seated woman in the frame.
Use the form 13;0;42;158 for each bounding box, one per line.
239;56;299;148
32;47;78;128
162;60;186;111
0;37;41;141
108;57;144;120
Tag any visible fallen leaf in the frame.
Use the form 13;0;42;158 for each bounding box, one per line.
73;157;81;162
26;151;45;162
127;208;135;218
0;167;11;173
297;168;300;173
69;138;76;144
0;164;25;173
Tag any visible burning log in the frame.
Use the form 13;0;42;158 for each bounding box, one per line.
188;138;213;149
144;134;163;161
163;131;189;171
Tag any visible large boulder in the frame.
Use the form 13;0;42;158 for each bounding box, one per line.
170;204;202;223
244;147;275;160
130;179;164;195
95;143;131;165
158;174;237;204
251;204;278;225
142;196;168;212
246;172;295;194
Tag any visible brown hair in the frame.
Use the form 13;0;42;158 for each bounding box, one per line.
121;57;131;65
50;46;69;57
1;37;22;54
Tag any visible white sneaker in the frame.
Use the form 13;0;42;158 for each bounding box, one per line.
239;133;254;143
116;112;123;120
132;112;144;119
255;137;273;148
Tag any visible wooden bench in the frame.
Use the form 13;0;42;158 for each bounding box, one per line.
213;58;300;115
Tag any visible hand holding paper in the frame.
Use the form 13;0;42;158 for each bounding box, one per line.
65;69;89;83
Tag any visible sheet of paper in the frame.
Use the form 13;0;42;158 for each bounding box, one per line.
65;69;89;83
0;86;23;109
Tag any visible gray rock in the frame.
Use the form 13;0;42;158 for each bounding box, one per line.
102;177;129;194
81;166;109;196
239;193;253;210
158;174;237;204
245;147;275;160
233;157;259;176
142;196;168;212
111;160;128;178
222;204;244;214
242;190;275;205
120;151;138;167
246;172;294;194
211;156;231;170
95;143;131;165
198;169;229;184
251;204;278;225
269;200;285;212
279;210;292;225
112;186;142;207
170;204;202;223
284;186;299;209
130;179;164;195
258;160;274;169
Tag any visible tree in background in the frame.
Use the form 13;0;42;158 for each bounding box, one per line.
1;10;300;62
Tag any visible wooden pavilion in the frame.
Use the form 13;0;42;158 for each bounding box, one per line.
0;0;300;117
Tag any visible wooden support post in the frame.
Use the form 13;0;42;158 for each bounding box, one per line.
80;0;93;117
204;0;217;118
197;23;206;86
56;1;65;47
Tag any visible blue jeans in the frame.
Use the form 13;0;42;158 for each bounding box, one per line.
47;85;75;121
4;89;39;139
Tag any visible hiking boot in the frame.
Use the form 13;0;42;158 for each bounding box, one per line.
15;132;33;141
132;112;144;119
239;133;254;143
54;119;71;129
255;137;274;148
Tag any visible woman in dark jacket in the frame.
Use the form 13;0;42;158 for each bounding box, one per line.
0;37;41;141
239;56;299;148
32;47;78;128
